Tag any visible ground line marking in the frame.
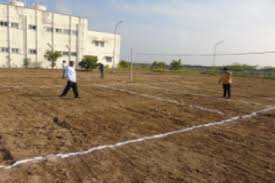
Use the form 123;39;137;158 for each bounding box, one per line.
0;83;267;108
110;82;267;107
92;84;224;115
0;105;274;171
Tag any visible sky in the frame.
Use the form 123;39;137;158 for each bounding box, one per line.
2;0;275;66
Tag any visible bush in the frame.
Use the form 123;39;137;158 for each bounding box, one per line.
119;60;130;68
150;61;167;72
225;63;257;71
23;58;30;68
169;59;182;70
44;50;62;69
79;55;98;70
132;63;150;70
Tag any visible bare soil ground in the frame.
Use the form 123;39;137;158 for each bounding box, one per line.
0;69;274;183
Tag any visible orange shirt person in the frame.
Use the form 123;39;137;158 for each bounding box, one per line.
219;67;232;98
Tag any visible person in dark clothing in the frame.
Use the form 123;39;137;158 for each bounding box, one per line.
60;61;79;98
218;67;232;98
223;84;231;98
62;60;67;79
98;63;104;79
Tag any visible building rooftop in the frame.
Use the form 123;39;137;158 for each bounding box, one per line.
0;2;88;19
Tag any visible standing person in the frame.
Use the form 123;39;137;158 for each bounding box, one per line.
98;63;104;79
219;67;232;99
60;61;79;98
62;60;67;79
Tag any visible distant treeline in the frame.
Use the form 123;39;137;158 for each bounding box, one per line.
117;60;275;78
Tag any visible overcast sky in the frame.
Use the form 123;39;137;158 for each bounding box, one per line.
2;0;275;66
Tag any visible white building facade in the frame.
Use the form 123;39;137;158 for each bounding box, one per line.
0;1;121;68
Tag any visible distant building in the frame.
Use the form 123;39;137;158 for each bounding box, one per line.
0;1;121;68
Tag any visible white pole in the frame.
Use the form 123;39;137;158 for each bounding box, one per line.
212;46;217;67
212;40;224;67
130;48;133;82
66;45;70;62
112;21;123;73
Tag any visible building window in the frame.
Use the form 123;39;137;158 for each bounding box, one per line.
0;21;8;27
71;30;78;35
62;51;70;56
63;29;70;35
11;22;19;29
29;49;37;54
46;27;53;32
0;47;9;53
93;41;105;47
11;48;19;54
55;28;62;33
29;25;37;30
71;52;77;56
105;56;113;63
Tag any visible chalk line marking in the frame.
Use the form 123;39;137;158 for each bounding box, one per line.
111;82;266;107
0;105;274;171
0;83;267;108
92;84;224;115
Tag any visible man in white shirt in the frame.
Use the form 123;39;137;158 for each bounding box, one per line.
60;61;79;98
62;60;67;78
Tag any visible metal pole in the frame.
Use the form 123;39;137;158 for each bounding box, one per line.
7;4;11;68
76;17;81;70
35;8;38;67
66;45;70;62
112;21;123;73
24;15;28;60
69;16;72;62
212;41;224;67
130;48;133;82
212;46;217;67
47;43;53;51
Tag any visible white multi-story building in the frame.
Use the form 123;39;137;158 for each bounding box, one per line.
0;1;121;68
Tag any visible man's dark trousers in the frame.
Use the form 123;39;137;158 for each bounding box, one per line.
100;70;104;79
61;81;79;98
223;84;231;98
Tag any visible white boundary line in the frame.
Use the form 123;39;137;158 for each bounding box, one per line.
93;84;224;115
111;82;266;107
0;83;267;107
0;105;274;171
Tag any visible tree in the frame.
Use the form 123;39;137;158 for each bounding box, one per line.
79;55;98;70
119;60;130;68
169;59;182;70
23;58;30;68
44;50;62;69
150;61;166;72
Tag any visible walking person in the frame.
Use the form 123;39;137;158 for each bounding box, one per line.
60;61;79;98
62;60;67;79
219;67;232;99
98;63;104;79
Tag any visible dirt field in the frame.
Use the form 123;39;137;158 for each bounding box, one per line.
0;69;274;183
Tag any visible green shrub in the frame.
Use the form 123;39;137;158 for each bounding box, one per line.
119;60;130;68
169;59;182;70
150;61;167;72
23;58;30;68
225;63;257;71
44;50;62;69
79;55;98;70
